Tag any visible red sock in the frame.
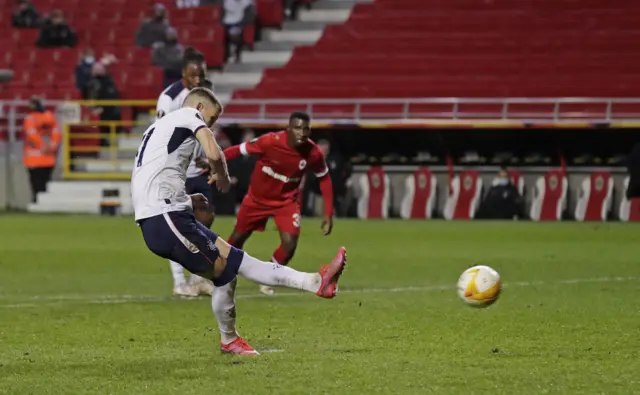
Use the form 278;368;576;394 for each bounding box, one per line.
272;245;289;266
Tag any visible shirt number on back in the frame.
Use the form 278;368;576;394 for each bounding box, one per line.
136;128;155;167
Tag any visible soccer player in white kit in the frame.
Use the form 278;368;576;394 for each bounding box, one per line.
156;47;214;297
132;87;347;355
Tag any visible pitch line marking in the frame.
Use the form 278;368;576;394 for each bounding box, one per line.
0;276;636;309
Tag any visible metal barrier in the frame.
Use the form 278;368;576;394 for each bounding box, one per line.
2;97;640;203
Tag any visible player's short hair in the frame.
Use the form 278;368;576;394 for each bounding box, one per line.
184;87;223;113
289;111;310;123
182;46;205;70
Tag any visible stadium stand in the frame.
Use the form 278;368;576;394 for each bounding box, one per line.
1;0;225;100
228;0;640;116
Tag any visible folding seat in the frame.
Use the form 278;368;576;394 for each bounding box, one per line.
574;171;613;221
400;167;437;219
357;166;391;219
443;171;483;220
530;170;568;221
619;177;640;222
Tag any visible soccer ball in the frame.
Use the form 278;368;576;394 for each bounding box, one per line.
456;265;501;308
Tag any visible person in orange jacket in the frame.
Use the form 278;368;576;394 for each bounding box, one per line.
23;96;60;203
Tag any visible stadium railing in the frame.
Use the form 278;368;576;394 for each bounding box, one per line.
2;97;640;181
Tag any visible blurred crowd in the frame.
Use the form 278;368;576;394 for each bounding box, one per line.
10;0;308;100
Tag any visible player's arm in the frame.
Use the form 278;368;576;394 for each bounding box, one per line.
195;127;231;192
49;114;61;153
222;134;269;160
155;94;172;120
23;116;43;149
313;154;335;235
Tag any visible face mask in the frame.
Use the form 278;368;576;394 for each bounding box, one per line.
84;57;95;64
166;38;177;45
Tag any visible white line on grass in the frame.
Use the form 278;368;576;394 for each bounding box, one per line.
0;276;636;309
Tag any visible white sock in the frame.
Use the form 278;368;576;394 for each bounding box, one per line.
237;253;321;293
169;260;186;287
188;274;206;286
212;278;239;345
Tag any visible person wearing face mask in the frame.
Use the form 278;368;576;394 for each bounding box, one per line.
152;28;185;88
135;3;172;48
75;48;96;98
476;167;525;219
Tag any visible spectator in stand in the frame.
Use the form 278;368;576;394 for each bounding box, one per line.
36;9;77;48
86;62;122;145
12;0;40;28
75;48;96;98
222;0;255;63
152;28;185;88
284;0;302;20
135;3;172;48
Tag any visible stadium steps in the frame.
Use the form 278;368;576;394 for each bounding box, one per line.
209;0;370;101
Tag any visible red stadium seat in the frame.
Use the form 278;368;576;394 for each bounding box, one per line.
400;168;437;220
357;166;390;219
574;171;614;221
530;170;568;221
619;177;640;222
443;171;483;220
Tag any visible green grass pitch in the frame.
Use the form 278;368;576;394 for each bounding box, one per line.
0;214;639;394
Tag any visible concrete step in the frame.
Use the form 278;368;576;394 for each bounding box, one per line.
312;0;358;10
241;50;292;65
266;29;323;43
282;21;328;31
210;72;262;87
299;9;351;23
254;41;311;52
222;62;280;73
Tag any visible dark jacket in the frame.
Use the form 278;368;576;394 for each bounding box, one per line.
476;181;525;219
13;6;40;28
36;20;77;48
74;59;95;95
626;143;640;199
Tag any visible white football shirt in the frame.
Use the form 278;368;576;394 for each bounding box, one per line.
156;81;205;178
132;107;208;221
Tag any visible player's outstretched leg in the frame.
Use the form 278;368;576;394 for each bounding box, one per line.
260;231;299;296
239;246;347;298
169;260;197;297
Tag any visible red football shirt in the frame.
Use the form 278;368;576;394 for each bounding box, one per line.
239;131;329;207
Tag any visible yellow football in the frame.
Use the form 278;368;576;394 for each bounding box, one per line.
457;265;501;308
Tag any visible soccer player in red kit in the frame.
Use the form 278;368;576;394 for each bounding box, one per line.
223;112;335;295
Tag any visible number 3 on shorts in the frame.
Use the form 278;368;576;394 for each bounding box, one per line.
292;213;301;228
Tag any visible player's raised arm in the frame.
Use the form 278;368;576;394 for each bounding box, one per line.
223;133;270;160
181;87;231;192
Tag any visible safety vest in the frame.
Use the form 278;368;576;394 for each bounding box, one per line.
23;111;61;168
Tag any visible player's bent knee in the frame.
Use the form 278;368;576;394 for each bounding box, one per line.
212;247;244;286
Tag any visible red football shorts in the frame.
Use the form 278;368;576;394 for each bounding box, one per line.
234;195;302;236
